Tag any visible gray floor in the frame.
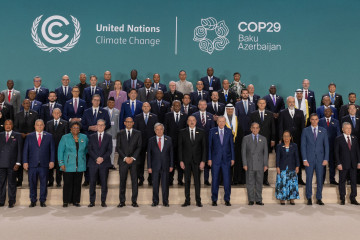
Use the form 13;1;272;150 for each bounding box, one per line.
0;204;359;240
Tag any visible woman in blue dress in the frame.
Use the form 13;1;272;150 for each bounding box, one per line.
275;130;300;205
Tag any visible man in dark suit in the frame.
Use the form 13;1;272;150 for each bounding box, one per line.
45;108;68;187
123;69;144;93
218;79;237;105
339;92;360;120
0;120;22;208
164;100;187;186
341;104;360;139
208;116;235;206
97;71;114;101
54;75;73;106
317;96;338;119
335;122;360;205
77;73;90;99
163;81;183;104
319;108;341;185
25;76;49;104
63;86;86;122
151;73;167;92
134;102;158;186
250;98;275;186
181;94;198;116
116;117;142;207
137;78;156;102
40;91;63;124
235;89;256;136
83;75;105;109
147;123;174;207
119;89;143;129
302;79;316;114
190;81;210;106
321;82;343;114
23;119;55;207
150;90;170;123
248;84;261;108
207;91;225;123
278;96;306;184
178;116;206;207
14;99;38;187
200;67;221;93
87;119;113;207
0;92;14;132
22;90;42;115
192;100;215;185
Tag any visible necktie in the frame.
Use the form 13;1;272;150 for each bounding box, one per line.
36;88;39;95
184;106;188;114
132;80;135;88
99;133;102;147
176;113;179;124
158;137;162;151
158;101;161;109
220;129;224;145
254;135;258;143
352;117;356;128
210;77;213;87
93;109;97;121
191;130;194;142
313;128;317;141
272;95;276;105
31;101;34;109
127;131;131;142
38;133;42;147
8;90;11;102
6;132;9;142
244;101;248;114
261;111;264;122
144;114;148;125
201;113;205;126
348;136;352;150
199;91;202;100
327;119;330;127
74;99;78;113
214;103;218;114
146;90;150;101
305;90;308;99
225;92;228;102
50;104;53;115
64;86;67;96
91;87;95;95
155;84;158;90
131;101;135;116
330;93;335;104
54;120;58;130
25;111;29;120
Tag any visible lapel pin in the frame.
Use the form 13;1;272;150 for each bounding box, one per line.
165;138;167;141
99;111;102;113
196;132;199;133
81;139;84;142
215;132;218;135
11;136;14;138
127;103;129;104
319;130;321;133
259;139;262;142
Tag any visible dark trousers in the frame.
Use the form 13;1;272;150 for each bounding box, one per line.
16;166;23;184
63;172;83;204
184;162;201;203
305;161;324;200
137;146;147;182
48;159;63;185
169;146;183;183
323;149;336;183
28;167;49;203
339;168;357;200
89;164;109;203
204;164;210;182
119;161;138;203
211;163;231;202
296;143;304;181
152;169;169;205
0;168;17;204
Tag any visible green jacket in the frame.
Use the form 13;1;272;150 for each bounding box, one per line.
58;133;88;172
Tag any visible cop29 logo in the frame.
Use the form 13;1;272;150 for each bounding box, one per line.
193;17;230;55
31;15;81;52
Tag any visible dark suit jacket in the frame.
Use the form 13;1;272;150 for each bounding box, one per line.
264;94;285;113
81;107;111;135
200;76;221;92
151;83;167;92
63;98;86;121
316;105;338;119
21;100;42;115
45;119;69;148
134;113;158;148
163;90;183;104
218;89;237;105
116;129;142;162
119;100;143;129
334;135;360;169
235;100;256;135
23;131;55;168
250;110;275;147
88;132;113;168
318;117;341;147
192;111;215;133
55;86;73;106
341;115;360;139
304;89;316;114
181;104;198;116
0;131;23;168
149;100;170;123
339;104;360;120
147;135;173;171
322;92;343;113
164;112;187;146
0;103;14;131
206;102;225;116
83;87;105;108
40;103;63;123
190;90;210;106
123;79;144;93
275;143;300;171
249;94;261;108
178;128;206;164
137;87;156;103
97;80;115;101
77;82;90;99
278;108;305;145
14;110;38;134
26;87;49;104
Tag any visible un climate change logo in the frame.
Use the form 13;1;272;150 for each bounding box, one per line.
193;17;230;55
31;15;81;52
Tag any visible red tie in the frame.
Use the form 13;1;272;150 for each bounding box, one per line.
327;119;330;127
132;80;135;88
348;136;352;150
158;137;162;151
8;90;11;102
99;133;102;147
6;132;9;142
38;133;42;147
305;90;308;99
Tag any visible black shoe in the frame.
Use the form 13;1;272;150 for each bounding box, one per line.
340;199;345;205
110;165;116;170
204;180;211;186
47;183;54;187
317;199;325;205
307;199;312;205
16;182;22;187
163;203;169;207
56;184;62;188
225;201;231;206
132;202;139;207
88;202;95;207
29;202;36;208
290;201;295;205
298;179;306;185
330;181;339;185
40;202;46;207
263;180;270;186
148;181;153;186
212;201;217;206
101;202;107;207
232;182;238;186
82;181;89;187
248;201;254;205
169;181;173;186
196;202;203;207
0;203;4;207
8;203;14;208
347;180;351;185
181;202;190;207
138;180;143;186
96;182;101;186
73;203;81;207
280;202;285;205
63;203;68;208
117;202;125;208
350;199;360;205
178;181;184;186
151;202;158;207
256;201;264;206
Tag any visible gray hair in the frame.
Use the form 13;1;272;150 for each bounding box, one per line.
52;108;62;113
33;76;41;81
251;122;260;128
342;122;352;128
35;119;44;125
97;119;106;125
92;94;101;100
154;122;164;131
79;73;87;77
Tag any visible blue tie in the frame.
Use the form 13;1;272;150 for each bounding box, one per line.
93;109;97;122
244;101;248;114
210;77;213;87
220;129;224;145
352;117;356;128
131;101;135;116
145;114;148;125
225;92;228;102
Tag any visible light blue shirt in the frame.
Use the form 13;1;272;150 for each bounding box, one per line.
251;133;258;142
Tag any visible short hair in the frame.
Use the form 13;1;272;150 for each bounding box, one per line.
179;70;186;74
233;72;241;77
4;119;13;125
49;91;57;96
79;73;86;77
183;93;191;99
198;99;207;105
241;88;249;93
92;94;101;100
257;98;266;103
251;122;259;128
310;113;318;119
172;100;181;106
328;82;336;88
35;119;44;125
169;81;176;85
349;92;356;97
53;108;62;113
154;122;164;131
217;116;226;123
129;88;138;93
97;119;106;125
69;121;82;129
33;76;41;81
342;122;352;128
90;75;98;80
348;103;356;109
114;80;122;84
72;86;80;91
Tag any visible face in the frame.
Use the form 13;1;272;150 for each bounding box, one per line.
329;85;336;93
349;94;356;103
233;73;240;82
124;118;134;129
7;80;14;89
52;109;61;120
62;75;70;86
169;82;176;91
296;92;303;100
251;123;260;135
196;81;204;91
79;74;86;83
28;90;36;100
287;97;295;108
33;77;41;87
90;77;97;86
0;94;4;102
155;90;164;100
310;115;319;126
323;97;331;106
142;102;151;113
182;95;191;105
48;93;57;102
34;121;45;132
211;91;219;101
198;101;207;111
114;81;122;90
222;80;230;90
4;121;13;131
217;117;226;128
72;88;80;98
269;86;276;95
153;74;160;83
97;121;106;132
104;71;111;81
131;70;137;80
349;105;357;115
179;71;186;80
324;108;332;118
257;99;266;110
302;79;310;89
128;90;137;100
241;90;249;100
226;108;234;116
92;96;101;108
173;101;181;112
22;99;31;110
155;125;164;137
247;84;254;94
107;100;115;109
187;116;197;128
283;131;291;143
144;78;152;88
70;124;80;136
343;124;352;135
207;68;214;76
